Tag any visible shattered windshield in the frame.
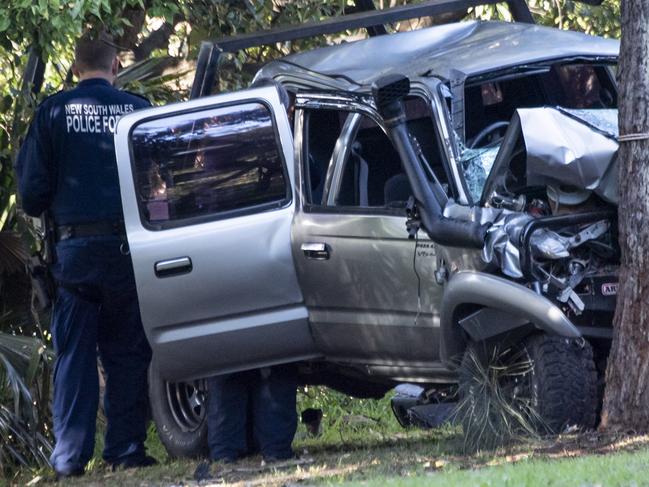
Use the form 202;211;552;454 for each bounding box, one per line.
458;143;500;202
457;108;618;202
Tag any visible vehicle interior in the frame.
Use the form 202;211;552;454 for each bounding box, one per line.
302;97;451;209
463;62;617;149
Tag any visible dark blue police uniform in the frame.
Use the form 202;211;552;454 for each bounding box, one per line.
207;365;298;462
15;78;152;474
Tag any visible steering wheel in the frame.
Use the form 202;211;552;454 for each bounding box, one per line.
468;121;510;149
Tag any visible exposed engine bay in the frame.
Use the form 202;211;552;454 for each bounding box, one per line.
453;106;619;330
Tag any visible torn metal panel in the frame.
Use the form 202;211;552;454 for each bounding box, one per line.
482;211;533;278
530;228;571;259
443;201;530;277
529;220;609;260
518;107;619;204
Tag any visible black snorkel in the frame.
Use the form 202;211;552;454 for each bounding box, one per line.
372;74;488;248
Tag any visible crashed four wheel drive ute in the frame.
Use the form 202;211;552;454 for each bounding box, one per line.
113;0;619;457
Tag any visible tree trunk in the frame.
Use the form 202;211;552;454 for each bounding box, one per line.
600;0;649;432
133;22;175;61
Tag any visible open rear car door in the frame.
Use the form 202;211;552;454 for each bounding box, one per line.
114;86;318;381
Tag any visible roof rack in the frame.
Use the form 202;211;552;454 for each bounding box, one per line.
191;0;534;99
190;0;604;99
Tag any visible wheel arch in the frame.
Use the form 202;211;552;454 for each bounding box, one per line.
440;271;582;366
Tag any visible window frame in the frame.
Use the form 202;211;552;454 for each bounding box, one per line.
297;91;453;216
127;98;293;231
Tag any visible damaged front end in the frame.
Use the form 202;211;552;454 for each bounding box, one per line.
458;106;619;328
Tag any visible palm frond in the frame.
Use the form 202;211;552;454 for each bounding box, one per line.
116;56;191;104
0;332;53;476
116;56;180;85
453;344;546;453
0;232;28;276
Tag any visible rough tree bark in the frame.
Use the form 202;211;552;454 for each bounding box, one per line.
600;0;649;432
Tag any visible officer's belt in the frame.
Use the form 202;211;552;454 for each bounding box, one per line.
56;221;125;241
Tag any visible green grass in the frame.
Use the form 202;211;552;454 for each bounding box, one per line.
9;387;649;486
295;387;408;447
44;431;646;487
341;447;649;486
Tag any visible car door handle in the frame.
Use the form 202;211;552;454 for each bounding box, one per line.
301;242;329;260
155;256;193;277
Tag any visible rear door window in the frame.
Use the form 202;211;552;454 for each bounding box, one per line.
130;102;290;229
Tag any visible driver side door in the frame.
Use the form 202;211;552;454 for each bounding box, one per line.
292;95;447;365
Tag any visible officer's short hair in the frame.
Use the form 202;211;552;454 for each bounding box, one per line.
74;30;117;73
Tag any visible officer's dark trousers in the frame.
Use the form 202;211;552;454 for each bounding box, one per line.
207;366;297;461
49;236;152;472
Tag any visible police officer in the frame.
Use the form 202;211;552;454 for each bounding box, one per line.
207;365;298;463
206;79;298;465
15;31;153;478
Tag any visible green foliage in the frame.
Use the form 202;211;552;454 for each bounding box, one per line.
185;0;350;92
471;0;620;37
0;332;53;478
530;0;620;37
296;386;405;447
0;0;180;55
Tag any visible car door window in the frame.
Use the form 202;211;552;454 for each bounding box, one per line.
336;115;404;208
130;102;290;229
301;97;449;211
335;99;447;209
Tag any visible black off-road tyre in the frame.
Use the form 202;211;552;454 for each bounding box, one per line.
460;333;598;435
526;334;598;433
149;361;209;458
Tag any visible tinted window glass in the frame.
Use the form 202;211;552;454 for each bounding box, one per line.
552;64;616;109
130;103;288;227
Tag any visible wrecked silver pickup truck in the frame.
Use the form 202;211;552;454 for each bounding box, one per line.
114;1;620;457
